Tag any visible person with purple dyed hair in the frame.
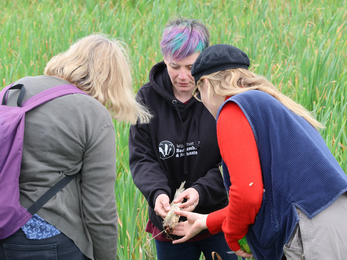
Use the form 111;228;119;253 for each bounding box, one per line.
129;18;238;260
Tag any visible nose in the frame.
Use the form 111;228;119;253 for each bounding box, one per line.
178;68;190;80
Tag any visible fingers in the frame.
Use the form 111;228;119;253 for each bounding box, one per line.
172;236;189;244
155;204;170;217
163;201;171;211
173;194;188;206
179;198;198;209
154;194;170;218
174;189;199;211
235;249;253;259
170;223;185;236
173;210;189;218
174;188;199;206
179;203;196;212
170;212;208;246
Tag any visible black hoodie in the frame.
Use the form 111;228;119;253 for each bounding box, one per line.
129;61;228;232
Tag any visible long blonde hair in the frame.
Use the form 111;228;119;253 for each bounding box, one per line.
44;34;151;124
198;68;324;130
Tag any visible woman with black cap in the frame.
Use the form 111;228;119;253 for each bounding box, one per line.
128;19;235;260
171;44;347;260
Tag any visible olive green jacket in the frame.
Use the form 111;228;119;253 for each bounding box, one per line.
8;76;118;260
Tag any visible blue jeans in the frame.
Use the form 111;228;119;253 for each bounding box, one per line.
155;232;240;260
0;229;89;260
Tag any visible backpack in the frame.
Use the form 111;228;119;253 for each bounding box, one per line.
0;83;87;239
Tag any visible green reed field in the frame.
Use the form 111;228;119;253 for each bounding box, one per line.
1;0;346;259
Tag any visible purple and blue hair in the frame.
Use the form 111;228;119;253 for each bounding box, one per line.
160;18;210;61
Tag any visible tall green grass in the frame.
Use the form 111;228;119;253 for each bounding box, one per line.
1;0;346;259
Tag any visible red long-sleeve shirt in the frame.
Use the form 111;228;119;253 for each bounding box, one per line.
206;102;264;251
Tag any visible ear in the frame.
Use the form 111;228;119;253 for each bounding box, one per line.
237;78;243;88
203;78;209;88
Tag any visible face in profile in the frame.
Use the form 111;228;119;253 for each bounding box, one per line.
194;80;224;118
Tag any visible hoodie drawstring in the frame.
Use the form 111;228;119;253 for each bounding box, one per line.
172;99;189;175
193;102;201;150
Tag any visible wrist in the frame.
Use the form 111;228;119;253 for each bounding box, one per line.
199;214;208;230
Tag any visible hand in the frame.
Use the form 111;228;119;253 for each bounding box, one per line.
154;194;171;218
173;187;199;212
170;210;208;243
235;249;253;259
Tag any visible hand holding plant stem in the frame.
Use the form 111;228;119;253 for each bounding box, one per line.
235;248;253;259
170;210;208;243
171;210;253;259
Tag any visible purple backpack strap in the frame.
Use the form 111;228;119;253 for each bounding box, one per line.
0;84;15;94
22;84;87;112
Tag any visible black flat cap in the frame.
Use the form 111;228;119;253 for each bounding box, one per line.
191;44;250;82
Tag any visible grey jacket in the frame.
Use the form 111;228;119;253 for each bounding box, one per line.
8;76;118;260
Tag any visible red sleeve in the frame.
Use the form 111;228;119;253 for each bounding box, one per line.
206;102;263;252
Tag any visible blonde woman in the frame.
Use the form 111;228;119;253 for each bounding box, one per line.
171;44;347;260
0;34;150;260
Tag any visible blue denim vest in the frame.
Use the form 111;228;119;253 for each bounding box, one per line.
217;90;347;260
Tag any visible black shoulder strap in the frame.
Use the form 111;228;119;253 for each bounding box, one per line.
1;84;26;107
27;173;78;215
